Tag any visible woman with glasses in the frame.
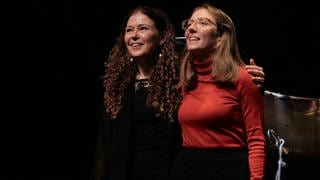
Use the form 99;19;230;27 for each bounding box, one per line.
91;5;266;180
169;3;266;180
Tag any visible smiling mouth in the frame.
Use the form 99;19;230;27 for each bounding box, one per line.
130;42;144;47
188;36;200;41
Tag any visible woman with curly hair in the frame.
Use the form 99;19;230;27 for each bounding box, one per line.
91;5;265;180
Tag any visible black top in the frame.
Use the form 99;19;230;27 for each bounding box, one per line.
129;79;166;180
90;79;181;180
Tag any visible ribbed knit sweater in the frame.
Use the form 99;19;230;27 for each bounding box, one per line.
178;58;266;180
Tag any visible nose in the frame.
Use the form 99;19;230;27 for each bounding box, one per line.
132;35;139;41
128;29;140;40
186;22;198;32
186;24;197;33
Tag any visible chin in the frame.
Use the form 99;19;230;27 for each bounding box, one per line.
188;47;201;53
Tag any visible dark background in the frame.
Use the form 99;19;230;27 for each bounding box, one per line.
3;0;320;179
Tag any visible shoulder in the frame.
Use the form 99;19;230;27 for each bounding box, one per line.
235;66;260;93
237;66;254;84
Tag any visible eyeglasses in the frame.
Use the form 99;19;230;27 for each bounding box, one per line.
181;17;217;31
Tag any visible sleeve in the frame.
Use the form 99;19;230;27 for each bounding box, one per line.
238;68;266;180
90;104;113;180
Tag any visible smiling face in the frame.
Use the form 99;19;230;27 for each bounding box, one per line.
184;8;221;59
124;12;162;62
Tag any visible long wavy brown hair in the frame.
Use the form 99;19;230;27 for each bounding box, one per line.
103;6;181;122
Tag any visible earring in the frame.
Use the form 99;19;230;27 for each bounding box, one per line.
159;53;163;58
130;57;134;62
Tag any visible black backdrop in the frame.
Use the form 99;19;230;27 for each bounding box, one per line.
3;0;319;179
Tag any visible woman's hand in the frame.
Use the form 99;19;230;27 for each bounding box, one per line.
245;59;265;88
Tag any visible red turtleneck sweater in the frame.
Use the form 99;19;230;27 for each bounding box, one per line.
178;59;265;180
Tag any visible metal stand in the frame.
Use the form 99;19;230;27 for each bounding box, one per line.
267;129;288;180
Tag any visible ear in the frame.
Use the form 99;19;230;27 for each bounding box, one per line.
215;36;222;47
213;33;222;49
159;31;167;45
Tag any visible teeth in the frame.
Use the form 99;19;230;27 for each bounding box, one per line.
132;43;140;47
189;37;198;41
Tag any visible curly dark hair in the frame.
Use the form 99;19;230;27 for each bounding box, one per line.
103;6;181;122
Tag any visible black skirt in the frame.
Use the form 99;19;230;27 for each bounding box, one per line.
168;147;249;180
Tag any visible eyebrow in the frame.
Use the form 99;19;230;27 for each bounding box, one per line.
193;17;214;21
194;17;217;25
127;23;153;28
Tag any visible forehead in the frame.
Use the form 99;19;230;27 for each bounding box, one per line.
191;8;214;20
127;12;155;27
